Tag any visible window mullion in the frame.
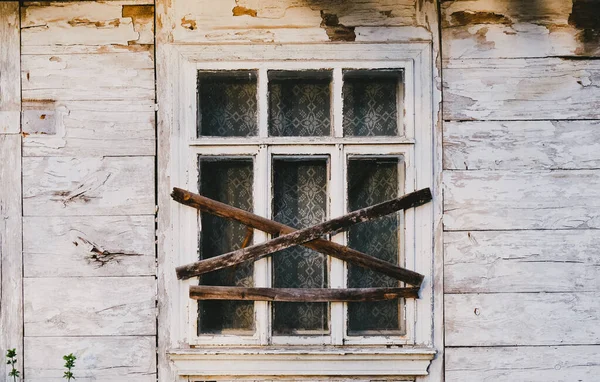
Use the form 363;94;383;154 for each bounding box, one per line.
330;143;345;345
258;67;269;138
254;145;270;345
332;68;343;138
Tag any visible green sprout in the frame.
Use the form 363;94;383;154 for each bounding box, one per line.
6;348;20;382
62;353;76;381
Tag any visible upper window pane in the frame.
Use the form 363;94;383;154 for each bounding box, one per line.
197;71;258;137
268;71;332;137
343;70;403;137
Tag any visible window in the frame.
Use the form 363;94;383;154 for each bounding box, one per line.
168;44;436;377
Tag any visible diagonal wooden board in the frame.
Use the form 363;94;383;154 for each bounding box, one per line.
173;187;431;286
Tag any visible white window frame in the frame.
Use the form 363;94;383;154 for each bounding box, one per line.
165;43;436;378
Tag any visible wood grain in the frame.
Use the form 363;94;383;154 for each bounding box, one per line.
445;292;600;346
444;170;600;230
23;156;155;216
24;277;156;336
25;336;156;382
24;216;155;277
172;187;425;285
0;2;20;133
189;286;420;301
175;188;432;280
445;230;600;293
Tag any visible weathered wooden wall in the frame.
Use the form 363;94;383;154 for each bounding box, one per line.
442;0;600;381
20;1;157;380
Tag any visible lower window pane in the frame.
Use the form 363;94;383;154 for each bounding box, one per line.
347;158;403;334
272;158;329;335
197;158;254;334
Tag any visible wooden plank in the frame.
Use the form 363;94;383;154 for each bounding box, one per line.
443;58;600;121
22;100;155;157
190;286;420;302
444;230;600;293
444;170;600;230
441;0;598;59
446;345;600;382
24;276;156;336
444;120;600;170
445;293;600;346
172;188;425;285
22;52;154;101
0;2;20;133
21;1;154;46
175;187;432;280
23;156;155;216
25;336;156;382
24;216;155;277
0;134;23;378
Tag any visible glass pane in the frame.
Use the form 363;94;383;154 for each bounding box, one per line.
197;71;258;137
272;158;329;335
343;70;402;137
268;71;332;137
347;158;403;334
197;158;254;334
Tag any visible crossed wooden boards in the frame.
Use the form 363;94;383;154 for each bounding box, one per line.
172;187;432;303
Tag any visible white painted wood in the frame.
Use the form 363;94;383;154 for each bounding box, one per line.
441;0;599;59
25;336;156;381
443;58;600;121
444;170;600;230
23;156;155;216
22;52;154;101
446;345;600;382
0;2;20;134
445;292;600;347
23;215;155;277
445;230;600;293
444;120;600;170
21;1;154;46
0;134;23;378
22;100;155;157
24;276;156;336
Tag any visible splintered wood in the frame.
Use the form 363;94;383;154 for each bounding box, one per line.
172;187;431;302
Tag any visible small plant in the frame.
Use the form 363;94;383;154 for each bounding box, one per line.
6;348;20;382
62;353;76;381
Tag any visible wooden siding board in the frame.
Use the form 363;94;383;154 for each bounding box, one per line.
25;336;156;381
443;170;600;231
22;156;155;216
23;216;155;277
444;120;600;170
443;58;600;121
0;2;21;133
24;276;156;336
444;230;600;293
445;293;600;347
446;345;600;382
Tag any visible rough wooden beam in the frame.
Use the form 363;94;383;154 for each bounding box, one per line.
0;2;20;133
175;187;432;280
189;286;420;302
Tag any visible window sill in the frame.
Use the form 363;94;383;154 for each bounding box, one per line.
168;346;436;377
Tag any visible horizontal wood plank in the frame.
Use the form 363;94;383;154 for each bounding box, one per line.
24;277;156;336
21;1;153;46
444;230;600;293
25;336;156;382
445;292;600;346
24;216;155;277
172;187;424;285
443;58;600;121
0;2;20;133
23;156;155;216
446;345;600;382
190;286;420;302
444;170;600;230
23;100;155;157
444;120;600;170
22;52;154;101
441;0;598;58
